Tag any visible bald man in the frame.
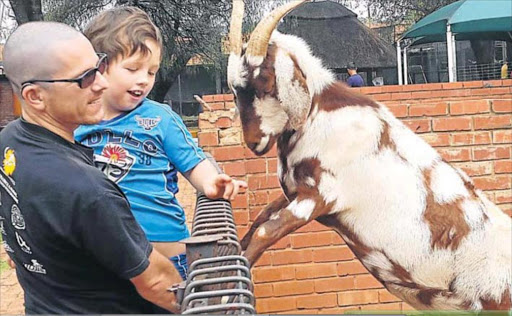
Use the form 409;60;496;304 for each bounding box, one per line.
0;22;182;314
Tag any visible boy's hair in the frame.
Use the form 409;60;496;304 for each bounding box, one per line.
84;6;163;62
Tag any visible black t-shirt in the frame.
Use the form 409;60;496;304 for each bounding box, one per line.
0;119;156;314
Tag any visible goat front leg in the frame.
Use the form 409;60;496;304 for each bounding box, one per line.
243;198;312;266
240;194;289;250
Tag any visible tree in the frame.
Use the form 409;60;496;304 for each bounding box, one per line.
6;0;298;102
8;0;43;24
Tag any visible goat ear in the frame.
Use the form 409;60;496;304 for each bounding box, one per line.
275;52;311;130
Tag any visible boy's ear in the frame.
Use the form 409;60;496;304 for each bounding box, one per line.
22;85;45;111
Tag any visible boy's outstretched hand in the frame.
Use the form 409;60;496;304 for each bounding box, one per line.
185;159;248;201
203;174;248;200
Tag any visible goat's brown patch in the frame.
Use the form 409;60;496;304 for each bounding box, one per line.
250;44;278;99
480;289;512;310
317;214;373;260
422;169;471;250
378;122;397;152
312;81;379;112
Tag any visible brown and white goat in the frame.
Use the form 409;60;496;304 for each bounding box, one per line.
227;0;511;311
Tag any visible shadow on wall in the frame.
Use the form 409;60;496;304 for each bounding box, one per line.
0;75;20;129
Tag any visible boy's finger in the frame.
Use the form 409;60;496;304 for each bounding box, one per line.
216;174;232;186
223;183;234;200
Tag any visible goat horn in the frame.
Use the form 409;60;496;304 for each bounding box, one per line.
229;0;245;56
246;0;307;59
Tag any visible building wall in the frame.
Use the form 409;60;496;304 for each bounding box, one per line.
198;80;512;314
0;76;18;128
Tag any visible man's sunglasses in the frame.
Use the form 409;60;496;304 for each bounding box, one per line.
21;53;108;93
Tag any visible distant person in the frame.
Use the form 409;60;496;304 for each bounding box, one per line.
346;62;364;87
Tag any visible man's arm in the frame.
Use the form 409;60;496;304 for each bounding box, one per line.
130;249;182;313
184;159;247;200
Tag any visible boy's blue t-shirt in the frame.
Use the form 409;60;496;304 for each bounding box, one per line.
75;99;206;242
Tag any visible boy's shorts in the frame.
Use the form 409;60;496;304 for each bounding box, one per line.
170;253;188;281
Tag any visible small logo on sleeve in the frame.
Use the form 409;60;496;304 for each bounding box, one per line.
15;232;32;254
24;259;46;274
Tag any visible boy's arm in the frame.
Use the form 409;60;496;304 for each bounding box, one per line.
184;159;247;200
130;249;182;313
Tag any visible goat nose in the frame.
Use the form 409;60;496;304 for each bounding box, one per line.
247;142;257;151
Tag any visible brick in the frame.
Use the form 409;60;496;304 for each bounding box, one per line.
451;132;491;146
312;246;354;262
212;146;245;161
441;82;464;89
215;117;232;128
496;190;512;204
493;130;512;144
319;307;361;314
432;117;472;132
473;175;511;190
354;274;384;289
253;252;272;267
381;85;403;93
391;92;412;100
420;133;450;147
208;102;225;110
223;94;234;101
254;283;273;298
410;91;433;99
252;266;295;283
248;190;268;205
225;101;236;109
338;290;379;306
272;249;313;265
360;302;402;311
296;263;338;279
291;231;334;248
247;174;280;190
236;226;248;240
231;193;248;209
269;235;291;250
470;87;509;96
403;119;431;133
233;209;249;225
373;93;392;101
273;280;315;296
492;99;512;113
197;131;218;146
315;276;356;293
450;100;490;115
213;94;224;102
267;158;278;173
337;260;369;276
438;148;471;162
222;161;246;176
360;86;382;94
296;220;330;233
296;293;338;309
245;159;266;173
463;81;485;88
474;115;512;130
409;102;448;117
473;146;511;161
454;162;493;176
482;80;503;87
249;206;263;221
268;189;283;201
202;95;215;102
379;289;401;303
256;296;296;313
495;160;512;173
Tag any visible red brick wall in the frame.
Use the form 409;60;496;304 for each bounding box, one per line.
198;80;512;314
0;77;18;128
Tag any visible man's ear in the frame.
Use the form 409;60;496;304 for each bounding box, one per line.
21;85;45;111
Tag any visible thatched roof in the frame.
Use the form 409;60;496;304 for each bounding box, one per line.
278;0;397;69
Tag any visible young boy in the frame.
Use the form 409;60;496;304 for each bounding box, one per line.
75;7;247;281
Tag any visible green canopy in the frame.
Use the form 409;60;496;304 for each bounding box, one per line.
402;0;512;39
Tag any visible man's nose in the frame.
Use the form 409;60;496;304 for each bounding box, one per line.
93;71;109;91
